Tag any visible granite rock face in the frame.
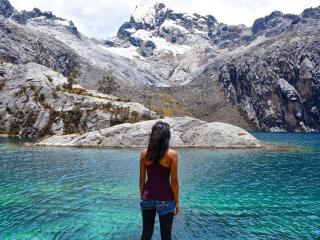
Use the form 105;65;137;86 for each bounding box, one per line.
37;116;262;148
251;11;299;35
0;62;159;138
0;19;79;76
214;11;320;131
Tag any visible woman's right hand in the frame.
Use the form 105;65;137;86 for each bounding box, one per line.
174;203;180;216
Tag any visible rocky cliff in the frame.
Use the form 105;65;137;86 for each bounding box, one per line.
214;9;320;131
0;62;158;138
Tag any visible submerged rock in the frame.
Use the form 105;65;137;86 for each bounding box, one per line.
36;116;262;148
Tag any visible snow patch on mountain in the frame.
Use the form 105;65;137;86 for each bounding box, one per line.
54;19;72;27
160;19;189;34
99;45;141;59
132;4;157;26
24;62;68;86
131;29;190;55
131;2;167;28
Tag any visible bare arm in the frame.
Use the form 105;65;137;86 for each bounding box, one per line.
170;151;180;215
139;149;147;198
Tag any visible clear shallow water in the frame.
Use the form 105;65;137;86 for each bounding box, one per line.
0;133;319;240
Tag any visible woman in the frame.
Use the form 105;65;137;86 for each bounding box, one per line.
139;121;180;240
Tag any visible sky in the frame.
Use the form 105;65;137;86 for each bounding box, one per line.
10;0;320;39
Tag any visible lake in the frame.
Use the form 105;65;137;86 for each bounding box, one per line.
0;133;319;239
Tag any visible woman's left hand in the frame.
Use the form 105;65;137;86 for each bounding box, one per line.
174;203;180;216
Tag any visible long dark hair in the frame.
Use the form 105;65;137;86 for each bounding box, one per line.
146;121;171;162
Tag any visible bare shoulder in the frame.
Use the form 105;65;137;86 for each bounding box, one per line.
140;148;147;158
167;149;178;161
142;147;147;154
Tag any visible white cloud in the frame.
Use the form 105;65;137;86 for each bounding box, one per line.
9;0;320;38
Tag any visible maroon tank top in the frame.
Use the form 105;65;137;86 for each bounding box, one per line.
142;161;174;201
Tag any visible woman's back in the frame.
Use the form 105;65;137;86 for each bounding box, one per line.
142;156;174;200
143;148;173;168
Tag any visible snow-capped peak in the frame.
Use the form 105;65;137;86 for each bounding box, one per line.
131;2;168;28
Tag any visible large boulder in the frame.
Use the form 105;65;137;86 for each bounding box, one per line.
36;116;262;148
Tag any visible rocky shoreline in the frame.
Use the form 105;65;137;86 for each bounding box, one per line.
35;116;263;148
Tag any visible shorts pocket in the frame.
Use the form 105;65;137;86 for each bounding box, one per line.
157;200;175;215
158;201;169;208
140;199;147;208
140;199;153;209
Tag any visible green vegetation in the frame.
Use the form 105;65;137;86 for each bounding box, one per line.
128;111;153;123
98;75;118;94
24;109;38;128
63;87;87;95
6;110;24;135
0;115;5;133
0;79;4;91
14;86;29;97
63;104;83;134
52;90;59;99
145;92;192;118
65;69;80;89
45;75;53;83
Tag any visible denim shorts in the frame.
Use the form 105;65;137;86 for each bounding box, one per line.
140;199;176;215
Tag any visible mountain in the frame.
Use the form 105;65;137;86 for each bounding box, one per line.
0;0;319;135
109;3;320;131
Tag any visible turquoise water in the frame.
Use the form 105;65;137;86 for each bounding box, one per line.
0;133;319;239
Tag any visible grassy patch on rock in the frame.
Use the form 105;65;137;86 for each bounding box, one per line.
0;79;4;91
63;87;88;95
145;92;192;118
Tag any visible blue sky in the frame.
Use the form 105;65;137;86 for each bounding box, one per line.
10;0;320;39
